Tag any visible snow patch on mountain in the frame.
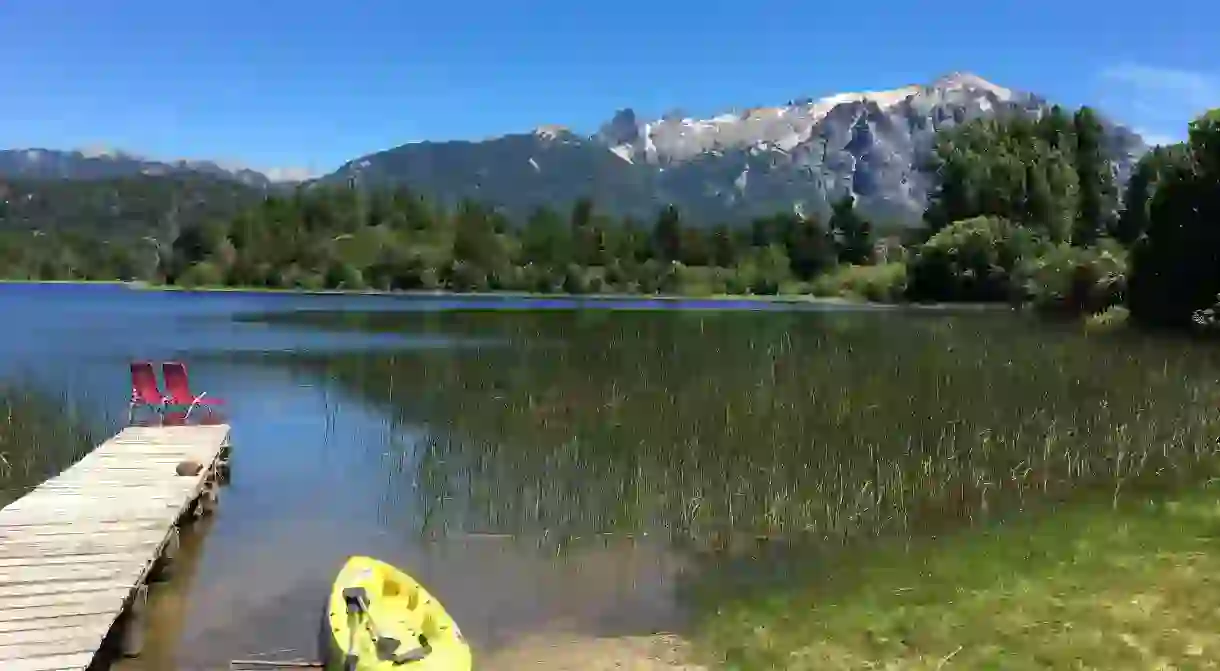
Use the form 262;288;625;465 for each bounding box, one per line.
604;75;1008;165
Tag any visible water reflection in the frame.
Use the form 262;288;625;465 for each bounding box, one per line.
4;285;1220;669
252;309;1220;549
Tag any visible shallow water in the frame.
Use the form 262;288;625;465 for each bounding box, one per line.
3;284;1219;669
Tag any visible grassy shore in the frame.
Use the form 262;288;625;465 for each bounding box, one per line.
136;281;871;303
692;484;1220;670
0;278;1014;312
0;279;136;285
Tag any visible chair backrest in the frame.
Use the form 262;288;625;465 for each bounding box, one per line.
130;361;163;403
161;361;193;402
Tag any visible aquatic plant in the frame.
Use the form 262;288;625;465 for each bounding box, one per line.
253;308;1220;552
0;381;100;506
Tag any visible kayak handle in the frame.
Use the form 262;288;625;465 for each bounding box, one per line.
391;639;432;664
380;634;432;665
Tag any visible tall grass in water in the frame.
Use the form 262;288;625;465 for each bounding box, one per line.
0;382;100;506
259;309;1220;552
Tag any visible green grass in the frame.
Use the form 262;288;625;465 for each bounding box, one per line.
695;484;1220;670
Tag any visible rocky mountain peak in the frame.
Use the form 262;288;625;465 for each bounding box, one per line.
925;72;1018;105
534;125;572;141
596;108;641;147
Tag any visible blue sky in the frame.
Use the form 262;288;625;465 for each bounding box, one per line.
0;0;1215;177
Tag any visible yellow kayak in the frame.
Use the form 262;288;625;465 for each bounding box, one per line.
319;556;472;671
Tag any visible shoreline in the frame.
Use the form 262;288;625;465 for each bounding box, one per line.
0;279;1015;312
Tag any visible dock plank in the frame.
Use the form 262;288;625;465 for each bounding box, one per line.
0;550;156;569
0;534;163;560
0;635;105;661
0;559;149;586
0;587;130;611
0;424;230;670
6;652;97;671
0;617;117;646
0;520;168;539
0;594;129;622
0;613;121;633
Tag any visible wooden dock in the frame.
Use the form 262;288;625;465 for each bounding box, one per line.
0;424;232;671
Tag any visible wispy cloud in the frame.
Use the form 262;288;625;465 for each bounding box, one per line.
1101;64;1220;112
1098;64;1220;144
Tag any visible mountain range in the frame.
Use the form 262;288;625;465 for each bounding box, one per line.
0;72;1148;229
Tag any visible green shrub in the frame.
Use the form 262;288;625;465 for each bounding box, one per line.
562;263;590;294
732;245;791;295
725;267;752;295
906;216;1043;302
298;271;326;291
777;280;810;296
1018;240;1127;316
1085;305;1130;332
447;261;488;292
812;263;908;302
179;261;224;288
324;261;365;291
419;267;442;291
658;261;685;295
675;265;716;297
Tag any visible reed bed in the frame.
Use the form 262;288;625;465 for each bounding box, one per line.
254;309;1220;553
0;381;101;506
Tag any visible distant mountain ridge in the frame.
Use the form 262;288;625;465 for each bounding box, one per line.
0;147;289;188
0;72;1148;228
322;72;1147;225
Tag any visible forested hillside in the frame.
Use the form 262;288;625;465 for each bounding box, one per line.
2;106;1218;334
0;174;264;280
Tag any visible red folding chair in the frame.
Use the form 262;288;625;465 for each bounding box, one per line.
162;361;225;421
128;361;169;424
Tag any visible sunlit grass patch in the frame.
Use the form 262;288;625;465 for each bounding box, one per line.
696;486;1220;670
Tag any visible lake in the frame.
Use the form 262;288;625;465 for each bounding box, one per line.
2;283;1219;669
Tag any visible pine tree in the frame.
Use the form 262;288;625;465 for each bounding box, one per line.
829;195;873;265
1072;107;1117;245
1115;152;1157;246
710;225;738;267
1024;162;1054;230
652;204;683;262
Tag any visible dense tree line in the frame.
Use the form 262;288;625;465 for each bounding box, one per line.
1;105;1218;332
1127;111;1220;329
160;188;873;296
909;105;1126;307
0;173;264;280
922;105;1117;244
912;105;1220;330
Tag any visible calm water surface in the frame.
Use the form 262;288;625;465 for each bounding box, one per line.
3;284;1220;669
